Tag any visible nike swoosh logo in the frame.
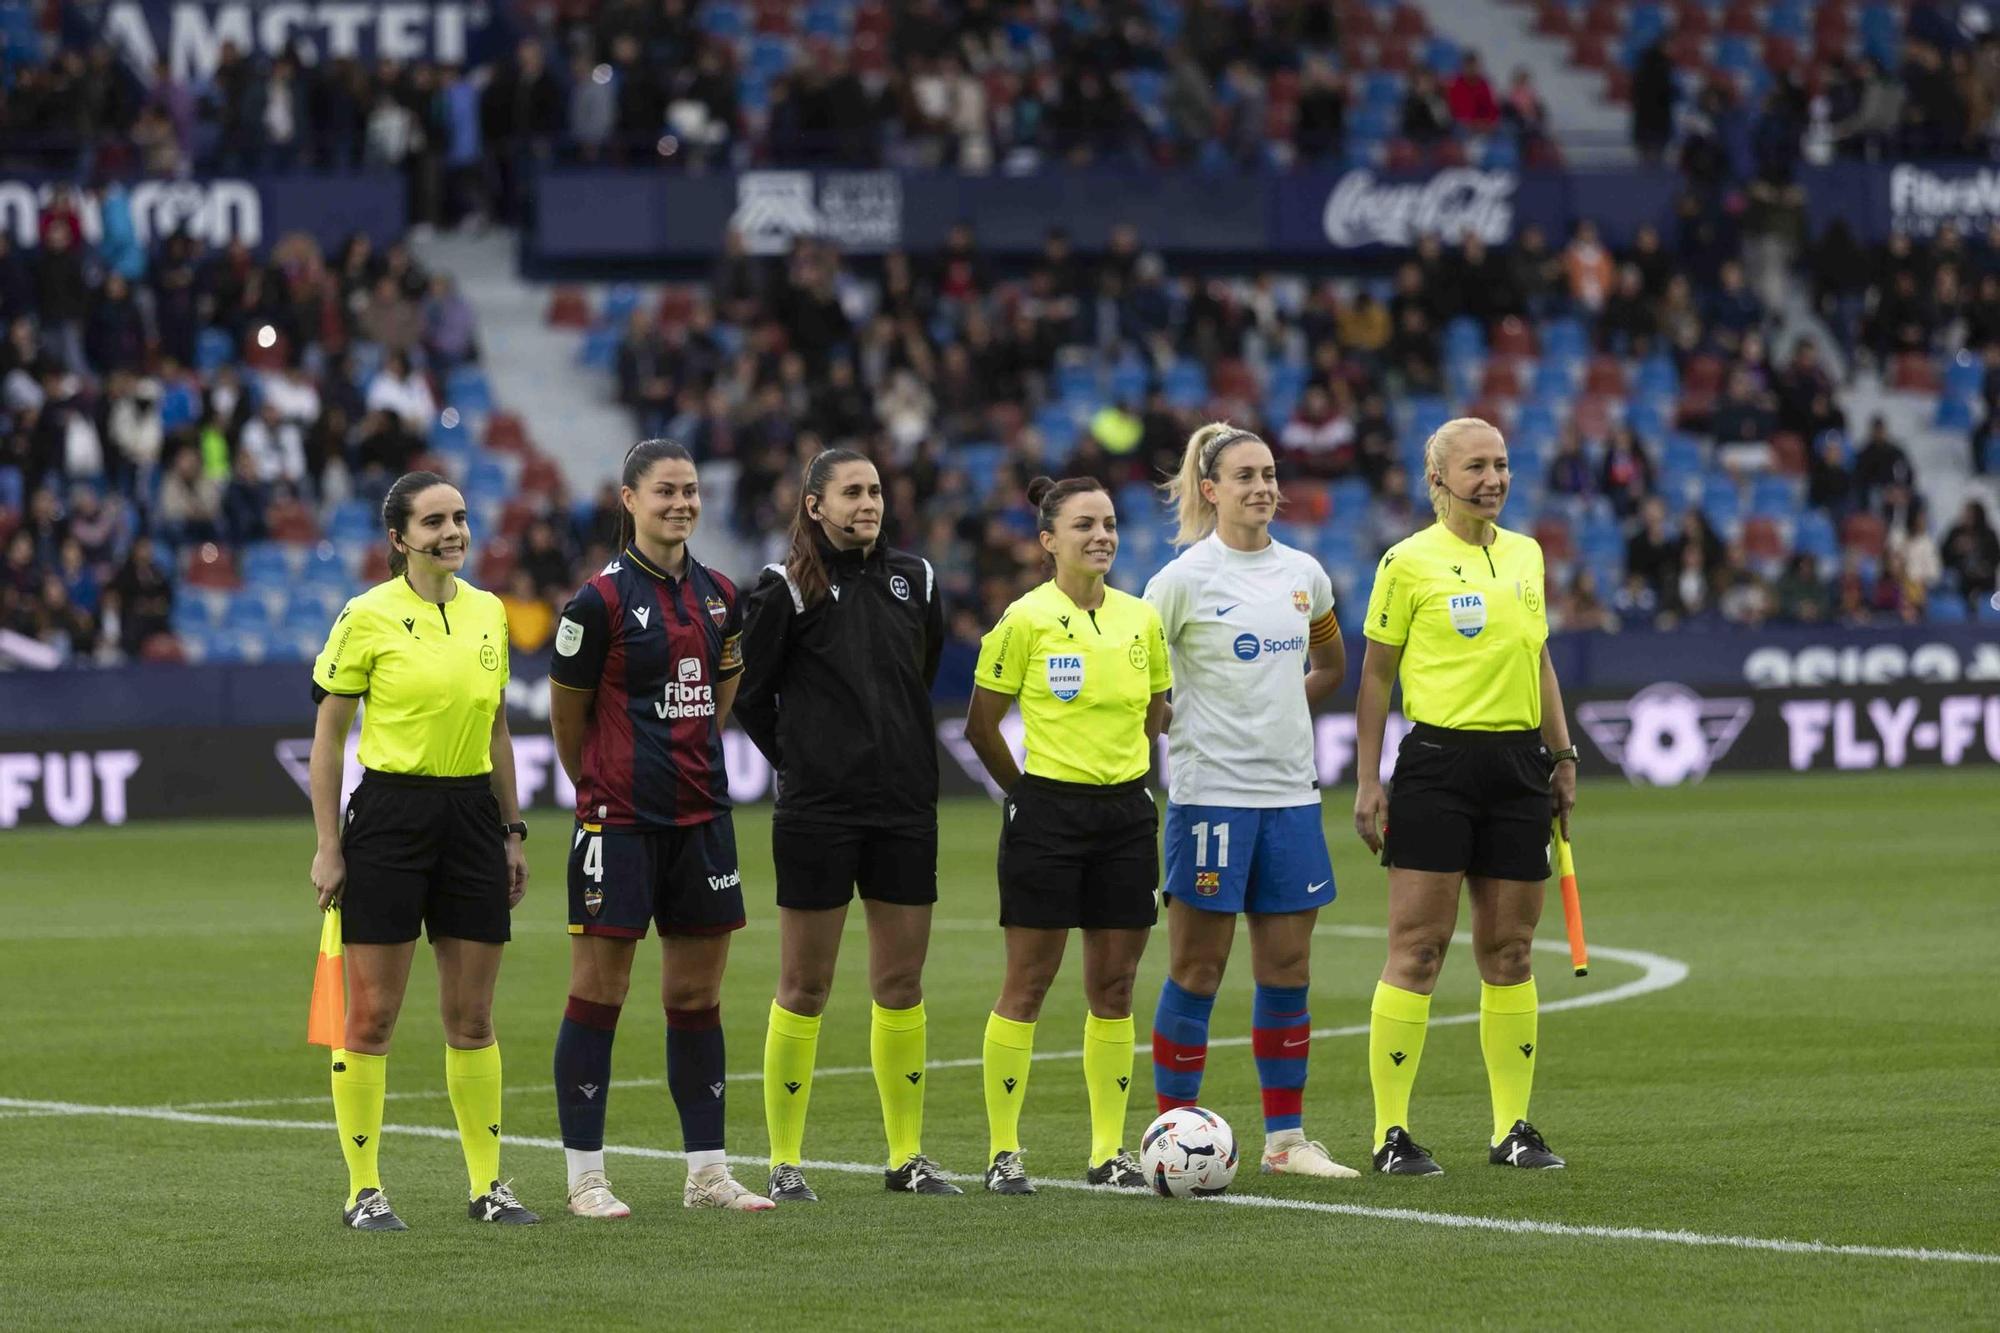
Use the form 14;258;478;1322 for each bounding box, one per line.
1216;604;1238;616
1307;880;1330;894
1172;1053;1201;1063
1282;1037;1309;1049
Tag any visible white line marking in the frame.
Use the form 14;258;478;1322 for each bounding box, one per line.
0;1096;1989;1267
165;930;1687;1112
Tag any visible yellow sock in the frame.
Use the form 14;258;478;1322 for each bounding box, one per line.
871;1001;927;1167
1082;1012;1135;1167
444;1042;502;1199
764;1001;820;1167
330;1049;385;1208
1480;978;1539;1144
983;1011;1035;1158
1369;981;1431;1148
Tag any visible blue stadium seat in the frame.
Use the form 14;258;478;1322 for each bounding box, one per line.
1530;361;1578;401
1514;401;1560;441
699;3;748;39
749;36;793;80
1978;594;2000;625
464;457;510;496
0;465;21;512
1624;397;1670;441
1700;475;1742;528
170;600;218;637
1935;396;1976;431
1751;475;1802;517
1330;477;1372;519
327;501;379;544
446;366;494;414
223;592;277;631
1364;71;1403;107
1162;360;1208;410
301;543;353;586
1928;595;1970;625
195;327;235;374
238;542;293;587
1540;319;1587;360
1442;318;1485;361
1423;35;1461;74
1944;352;1984;398
579;326;620;370
600;285;640;328
1766;2;1808;40
1634;354;1679;398
1794;510;1837;563
1661;434;1705;476
1350;104;1396;143
1480;136;1520;171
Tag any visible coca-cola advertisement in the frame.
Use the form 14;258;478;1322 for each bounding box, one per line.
1318;168;1519;248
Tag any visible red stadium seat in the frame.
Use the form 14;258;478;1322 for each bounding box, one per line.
1526;136;1567;169
1534;517;1575;563
1534;1;1574;37
656;286;697;328
476;538;518;587
1571;33;1611;70
1743;515;1787;562
267;501;319;544
361;545;392;583
1603;65;1632;101
1288;482;1333;522
1841;512;1887;557
1341;5;1381;40
1214;359;1258;401
497;499;539;541
1682;353;1727;396
1384;138;1424;171
1762;35;1800;74
140;632;188;664
1891;353;1942;393
1480;359;1525;399
1430;138;1470;167
1269;69;1301;106
484;412;529;454
1375;38;1413;71
1582;1;1623;37
183;543;239;590
1491;318;1537;357
546;287;592;328
1673;2;1714;39
1583;355;1629;396
1721;3;1759;36
518;454;565;499
1572;394;1615;437
1390;4;1428;38
853;4;889;35
1770;430;1807;475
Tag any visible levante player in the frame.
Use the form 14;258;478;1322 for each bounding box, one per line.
546;440;773;1215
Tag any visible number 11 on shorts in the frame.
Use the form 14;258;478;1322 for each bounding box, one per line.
1190;820;1230;868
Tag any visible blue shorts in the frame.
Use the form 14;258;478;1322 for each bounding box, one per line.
1162;802;1335;916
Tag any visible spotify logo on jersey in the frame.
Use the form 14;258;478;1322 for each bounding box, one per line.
1233;634;1261;661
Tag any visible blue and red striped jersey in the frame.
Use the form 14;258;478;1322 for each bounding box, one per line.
549;545;743;828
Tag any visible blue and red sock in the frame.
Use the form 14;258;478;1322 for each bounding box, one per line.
1251;983;1310;1134
554;995;619;1150
666;1003;726;1154
1150;977;1215;1114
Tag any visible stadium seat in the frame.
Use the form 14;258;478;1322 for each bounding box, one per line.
1840;512;1887;558
1935;396;1976;431
1163;360;1208;410
446;367;494;415
1927;595;1970;625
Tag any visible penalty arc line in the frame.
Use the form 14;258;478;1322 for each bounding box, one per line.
0;1096;1991;1268
161;930;1689;1113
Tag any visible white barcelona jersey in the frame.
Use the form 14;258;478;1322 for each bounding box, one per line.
1144;534;1337;807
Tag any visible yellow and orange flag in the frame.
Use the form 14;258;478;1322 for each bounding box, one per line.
307;908;345;1047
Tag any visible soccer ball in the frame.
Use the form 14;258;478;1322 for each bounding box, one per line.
1138;1106;1238;1197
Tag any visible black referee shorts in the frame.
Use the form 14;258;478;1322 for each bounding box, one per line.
340;771;511;945
997;775;1159;931
1384;724;1554;883
770;820;938;911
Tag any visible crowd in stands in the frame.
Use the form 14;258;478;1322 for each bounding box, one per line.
1;0;1557;216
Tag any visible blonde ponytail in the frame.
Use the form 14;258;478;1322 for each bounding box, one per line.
1162;421;1265;547
1422;417;1502;522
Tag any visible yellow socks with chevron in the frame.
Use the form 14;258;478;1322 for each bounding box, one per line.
982;1012;1035;1157
871;1001;927;1166
764;1001;820;1167
330;1049;385;1208
1082;1012;1135;1166
445;1042;502;1199
1369;981;1431;1148
1480;978;1539;1144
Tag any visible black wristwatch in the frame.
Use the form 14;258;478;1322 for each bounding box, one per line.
502;820;528;841
1549;746;1579;769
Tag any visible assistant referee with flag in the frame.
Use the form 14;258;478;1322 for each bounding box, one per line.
308;471;538;1230
1352;419;1578;1177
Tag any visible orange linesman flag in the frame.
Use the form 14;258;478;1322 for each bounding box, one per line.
307;908;346;1047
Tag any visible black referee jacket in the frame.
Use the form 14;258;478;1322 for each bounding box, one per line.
734;529;944;832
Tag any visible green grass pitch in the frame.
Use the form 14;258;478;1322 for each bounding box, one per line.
3;771;1997;1328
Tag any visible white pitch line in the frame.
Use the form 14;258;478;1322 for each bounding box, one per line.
163;930;1687;1113
0;1095;1990;1268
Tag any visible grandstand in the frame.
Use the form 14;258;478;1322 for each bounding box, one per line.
3;0;2000;676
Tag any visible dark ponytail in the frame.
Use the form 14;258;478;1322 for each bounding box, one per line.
1027;474;1105;532
1027;474;1107;574
786;447;868;608
615;438;696;552
383;469;452;577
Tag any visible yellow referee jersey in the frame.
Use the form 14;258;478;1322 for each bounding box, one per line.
974;580;1172;785
1362;523;1548;731
312;575;511;776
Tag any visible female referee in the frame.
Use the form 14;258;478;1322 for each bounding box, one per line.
1143;423;1359;1180
735;447;959;1202
964;476;1173;1195
546;440;773;1217
1352;417;1578;1175
308;470;537;1230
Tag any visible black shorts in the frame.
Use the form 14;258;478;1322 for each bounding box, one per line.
340;772;510;945
1384;724;1555;882
771;820;938;911
997;775;1159;931
567;815;746;938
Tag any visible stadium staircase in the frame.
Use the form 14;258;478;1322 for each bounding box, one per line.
408;231;761;579
1408;0;1634;162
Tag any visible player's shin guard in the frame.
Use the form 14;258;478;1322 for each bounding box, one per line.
330;1049;386;1208
1082;1012;1135;1167
1369;981;1431;1148
871;1001;927;1167
1251;983;1310;1135
554;996;619;1182
1150;978;1213;1113
667;1004;726;1167
1479;978;1538;1145
445;1042;503;1199
982;1012;1035;1157
763;1001;819;1167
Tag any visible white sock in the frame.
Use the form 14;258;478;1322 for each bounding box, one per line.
1265;1127;1304;1150
686;1149;727;1174
566;1147;605;1186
